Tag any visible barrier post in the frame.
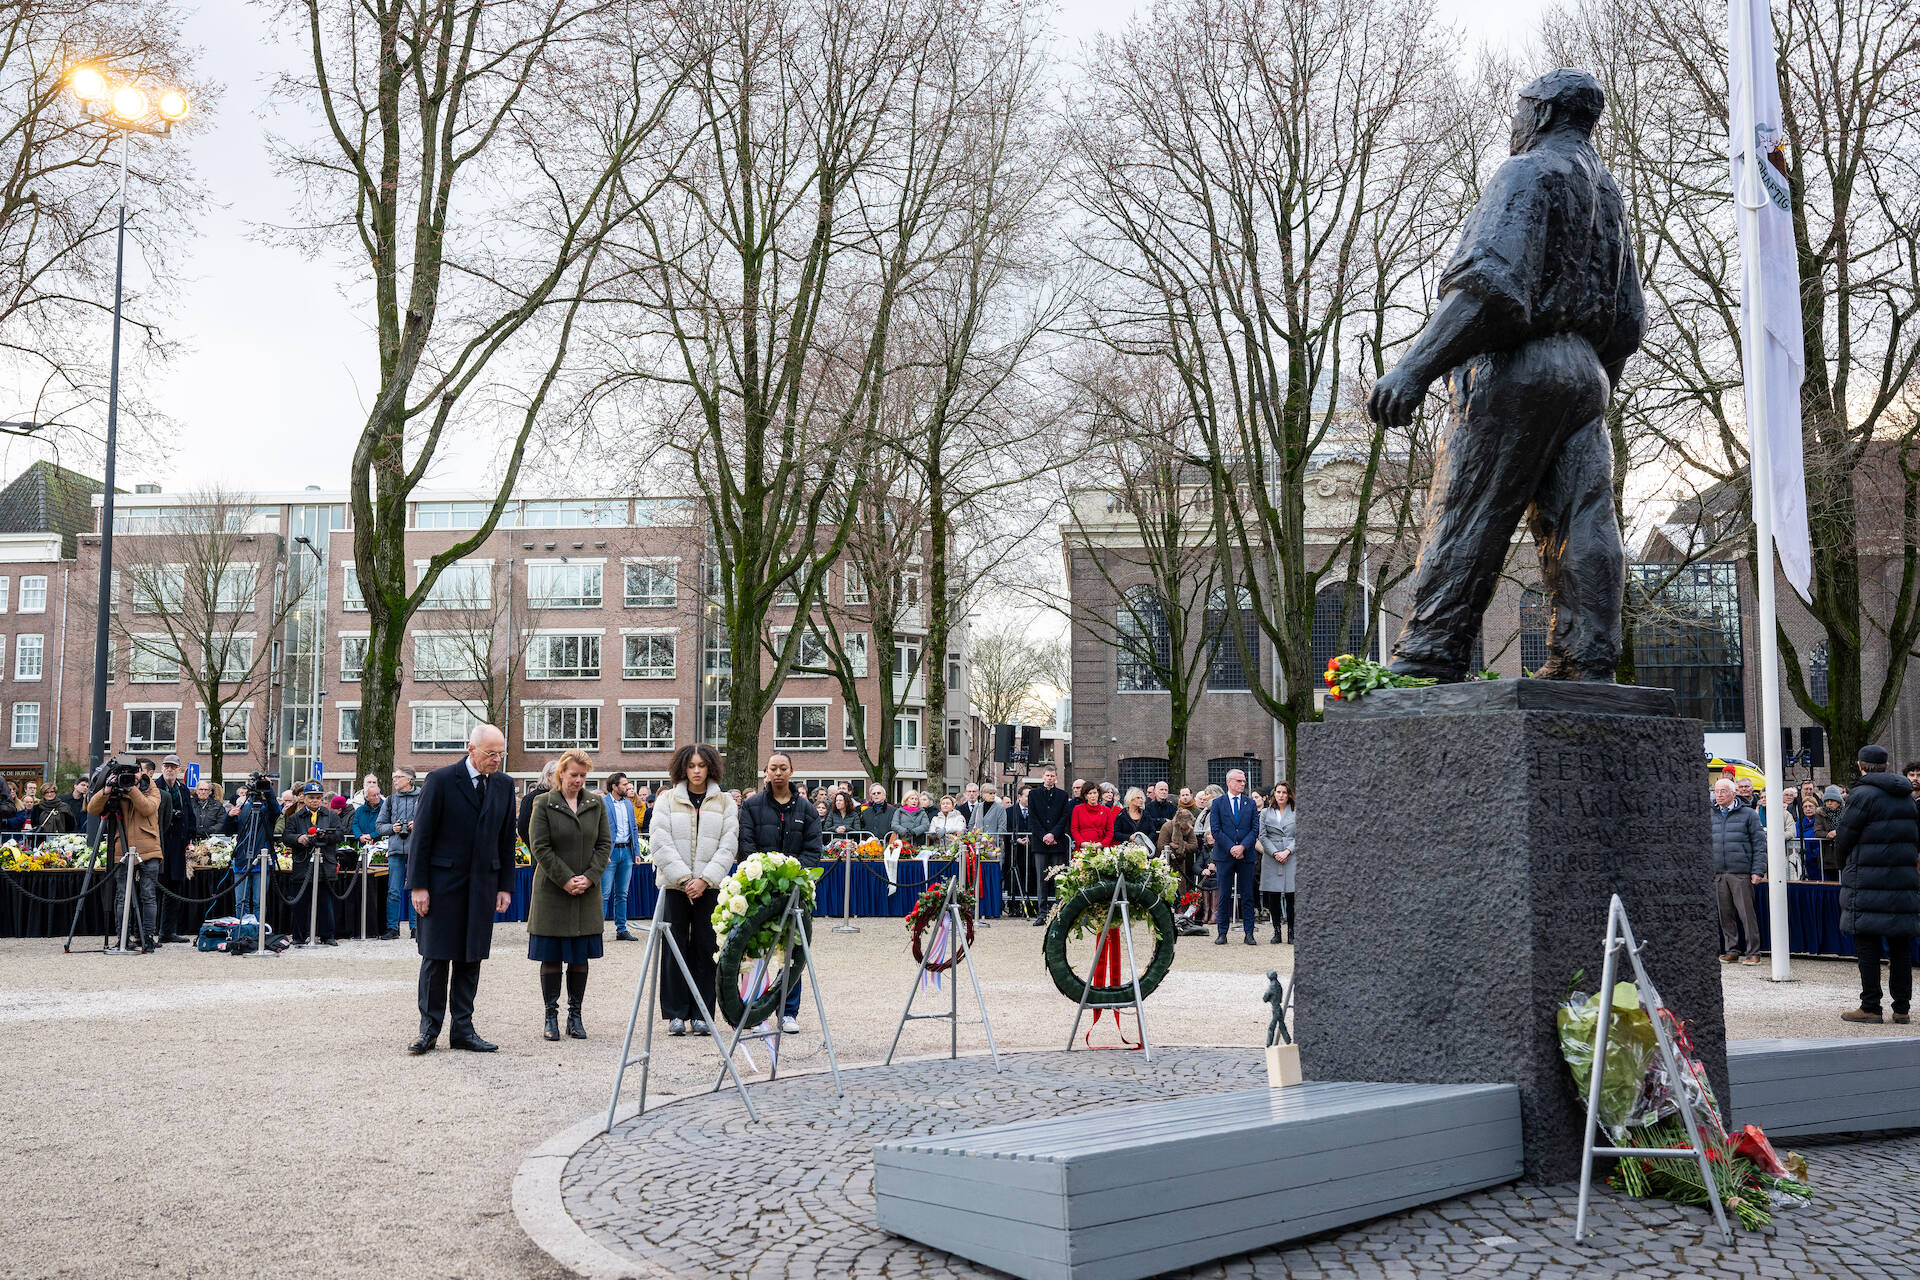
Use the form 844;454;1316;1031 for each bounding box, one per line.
831;842;858;934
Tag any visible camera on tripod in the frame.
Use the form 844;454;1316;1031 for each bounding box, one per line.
92;758;142;798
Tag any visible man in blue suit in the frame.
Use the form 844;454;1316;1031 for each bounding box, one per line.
1208;769;1261;946
601;772;640;941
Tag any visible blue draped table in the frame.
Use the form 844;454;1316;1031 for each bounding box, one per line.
495;858;1002;924
1749;882;1920;962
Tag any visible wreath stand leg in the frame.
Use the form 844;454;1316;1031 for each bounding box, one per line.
712;883;845;1097
606;886;760;1131
1065;877;1154;1062
884;875;1001;1071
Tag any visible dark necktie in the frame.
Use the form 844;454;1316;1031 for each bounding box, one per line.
473;774;482;794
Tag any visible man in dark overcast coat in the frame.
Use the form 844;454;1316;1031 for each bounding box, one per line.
405;723;516;1054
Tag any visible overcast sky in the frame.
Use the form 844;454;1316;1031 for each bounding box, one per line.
4;0;1542;495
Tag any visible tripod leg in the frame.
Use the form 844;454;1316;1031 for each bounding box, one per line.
801;916;844;1093
665;930;758;1123
1065;892;1122;1052
608;893;668;1132
1117;894;1151;1062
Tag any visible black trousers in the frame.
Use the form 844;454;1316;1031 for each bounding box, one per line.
289;865;335;942
159;864;189;936
1392;334;1620;679
659;888;718;1022
1035;842;1068;915
112;858;159;946
418;957;483;1038
1262;890;1292;937
1854;934;1914;1016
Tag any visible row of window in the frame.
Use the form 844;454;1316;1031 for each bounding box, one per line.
335;703;921;756
338;560;917;614
0;635;45;681
82;706;254;755
1115;756;1268;791
331;630;906;685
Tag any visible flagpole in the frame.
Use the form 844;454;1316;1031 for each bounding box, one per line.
1732;0;1792;982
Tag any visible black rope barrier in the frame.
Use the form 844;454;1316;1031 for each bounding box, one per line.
0;867;116;906
155;872;238;907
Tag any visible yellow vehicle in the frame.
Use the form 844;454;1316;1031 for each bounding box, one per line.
1706;755;1766;789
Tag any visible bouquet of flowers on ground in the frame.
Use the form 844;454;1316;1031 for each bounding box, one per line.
710;851;824;958
1048;842;1179;938
514;839;532;867
1557;978;1811;1229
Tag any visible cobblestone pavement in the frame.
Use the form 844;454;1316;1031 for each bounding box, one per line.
565;1049;1920;1280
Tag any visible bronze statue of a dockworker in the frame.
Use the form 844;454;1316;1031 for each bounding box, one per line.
1369;68;1645;683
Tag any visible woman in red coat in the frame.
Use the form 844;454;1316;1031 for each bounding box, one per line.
1069;780;1116;849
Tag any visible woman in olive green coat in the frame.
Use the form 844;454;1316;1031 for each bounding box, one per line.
528;749;612;1041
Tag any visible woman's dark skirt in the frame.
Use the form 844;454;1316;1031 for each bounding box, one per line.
527;933;605;963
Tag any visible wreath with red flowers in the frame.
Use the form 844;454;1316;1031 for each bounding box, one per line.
904;881;976;973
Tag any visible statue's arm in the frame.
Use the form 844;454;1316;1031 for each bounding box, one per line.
1367;289;1507;428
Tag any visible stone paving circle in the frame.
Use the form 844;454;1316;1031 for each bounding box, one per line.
520;1047;1920;1279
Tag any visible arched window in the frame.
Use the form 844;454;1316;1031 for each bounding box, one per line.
1310;584;1370;670
1206;587;1259;692
1115;586;1170;692
1809;640;1829;708
1519;587;1550;673
1207;756;1264;790
1116;757;1168;793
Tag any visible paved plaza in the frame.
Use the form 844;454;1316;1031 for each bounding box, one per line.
539;1048;1920;1280
2;921;1913;1279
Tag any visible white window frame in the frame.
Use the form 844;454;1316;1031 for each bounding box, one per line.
843;703;867;751
339;632;369;683
527;559;604;609
772;627;831;677
893;711;921;750
338;704;361;753
412;632;485;683
843;631;869;678
522;701;602;751
618;702;676;752
773;700;830;752
410;702;481;753
341;562;367;612
0;577;11;612
413;560;494;610
197;703;253;754
14;633;46;681
125;705;180;753
843;563;868;606
525;631;603;680
621;630;676;679
10;701;38;748
211;633;255;683
622;557;680;608
18;574;48;614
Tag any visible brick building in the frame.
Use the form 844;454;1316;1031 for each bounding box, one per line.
16;481;975;798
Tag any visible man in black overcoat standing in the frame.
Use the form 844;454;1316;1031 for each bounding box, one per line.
1026;766;1072;925
405;723;516;1054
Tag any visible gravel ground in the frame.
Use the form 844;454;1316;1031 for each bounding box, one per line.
0;919;1900;1280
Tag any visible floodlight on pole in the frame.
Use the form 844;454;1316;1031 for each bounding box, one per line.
66;63;189;774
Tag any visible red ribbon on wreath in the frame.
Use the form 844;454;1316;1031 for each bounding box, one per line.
1084;927;1141;1050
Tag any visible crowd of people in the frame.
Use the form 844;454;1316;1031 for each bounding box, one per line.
1711;746;1919;1024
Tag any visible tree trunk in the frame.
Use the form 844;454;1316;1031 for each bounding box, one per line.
925;465;950;792
355;628;403;788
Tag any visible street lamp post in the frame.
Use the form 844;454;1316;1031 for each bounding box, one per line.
67;65;190;775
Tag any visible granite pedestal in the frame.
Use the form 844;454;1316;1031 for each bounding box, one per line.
1294;679;1729;1182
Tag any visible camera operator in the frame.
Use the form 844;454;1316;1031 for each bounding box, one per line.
85;760;163;953
155;754;199;944
229;775;278;919
278;781;346;945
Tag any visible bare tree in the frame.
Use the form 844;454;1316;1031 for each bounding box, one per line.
0;0;207;442
1067;0;1466;775
599;0;1042;780
1545;0;1920;773
1055;356;1223;790
109;489;300;785
268;0;686;782
407;565;548;761
968;618;1057;727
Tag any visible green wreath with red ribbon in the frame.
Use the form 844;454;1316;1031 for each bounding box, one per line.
904;882;976;974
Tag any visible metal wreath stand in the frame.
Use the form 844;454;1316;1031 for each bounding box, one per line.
710;880;844;1099
1063;873;1155;1062
1572;894;1731;1244
885;873;1001;1070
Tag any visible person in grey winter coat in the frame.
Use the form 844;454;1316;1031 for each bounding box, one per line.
1257;783;1297;944
1834;744;1920;1024
376;768;423;939
1710;777;1766;963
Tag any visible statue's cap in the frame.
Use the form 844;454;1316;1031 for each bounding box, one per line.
1518;68;1605;130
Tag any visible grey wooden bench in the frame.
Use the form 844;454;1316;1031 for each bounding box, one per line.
1729;1037;1920;1137
873;1081;1522;1280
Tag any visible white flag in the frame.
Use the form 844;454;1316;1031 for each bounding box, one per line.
1729;0;1811;600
